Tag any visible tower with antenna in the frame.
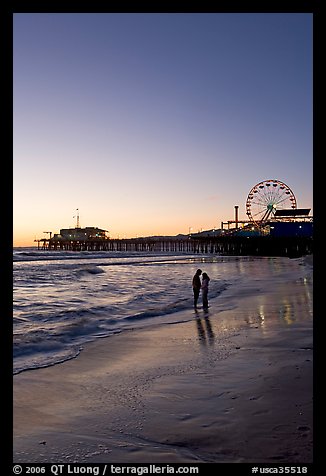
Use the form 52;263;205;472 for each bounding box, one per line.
74;208;80;229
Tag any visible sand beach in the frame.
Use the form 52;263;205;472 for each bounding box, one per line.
13;263;313;465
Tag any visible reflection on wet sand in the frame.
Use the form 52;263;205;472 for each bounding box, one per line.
243;275;313;332
195;310;215;346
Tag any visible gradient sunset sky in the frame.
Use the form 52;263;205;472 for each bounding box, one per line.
13;13;313;246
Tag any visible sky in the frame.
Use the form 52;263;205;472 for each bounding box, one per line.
13;13;313;246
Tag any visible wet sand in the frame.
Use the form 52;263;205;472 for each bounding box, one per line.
13;274;313;464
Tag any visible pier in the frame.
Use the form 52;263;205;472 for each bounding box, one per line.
34;189;313;258
34;235;313;258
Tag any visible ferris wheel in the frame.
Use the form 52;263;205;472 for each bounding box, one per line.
246;179;297;227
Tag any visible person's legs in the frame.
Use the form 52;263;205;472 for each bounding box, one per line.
193;288;200;308
202;290;208;310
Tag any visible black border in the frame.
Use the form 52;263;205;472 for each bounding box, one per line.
7;2;320;474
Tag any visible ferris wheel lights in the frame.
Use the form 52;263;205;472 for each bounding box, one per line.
246;179;297;228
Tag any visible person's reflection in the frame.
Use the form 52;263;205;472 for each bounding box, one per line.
195;309;215;346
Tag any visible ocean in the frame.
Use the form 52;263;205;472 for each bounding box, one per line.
13;248;313;375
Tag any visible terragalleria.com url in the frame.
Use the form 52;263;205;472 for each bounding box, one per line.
108;466;199;475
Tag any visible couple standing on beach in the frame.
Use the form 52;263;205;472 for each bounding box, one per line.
192;269;210;310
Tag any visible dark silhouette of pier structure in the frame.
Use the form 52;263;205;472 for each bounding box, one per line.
34;202;313;258
34;234;312;258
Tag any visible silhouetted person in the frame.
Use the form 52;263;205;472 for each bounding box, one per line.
201;272;210;310
192;269;202;309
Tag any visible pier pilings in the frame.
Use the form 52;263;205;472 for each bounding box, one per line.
35;235;312;257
